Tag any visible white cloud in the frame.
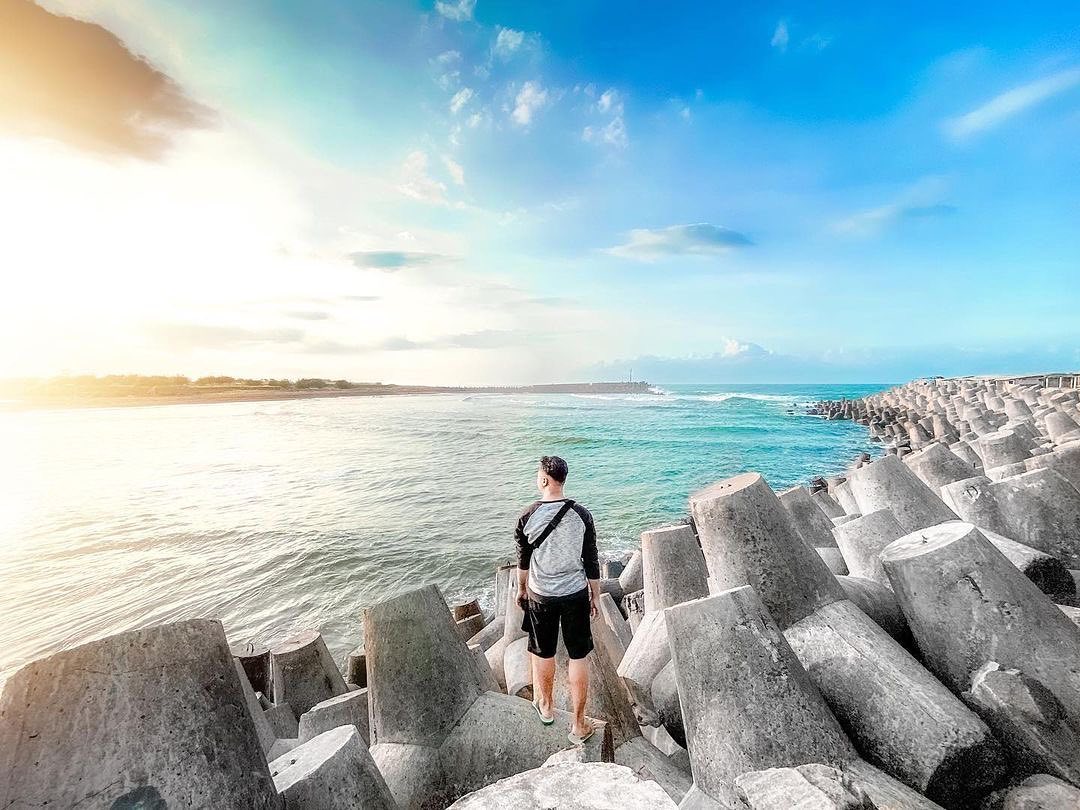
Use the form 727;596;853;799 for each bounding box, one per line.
583;117;627;149
493;27;525;59
397;150;447;205
449;87;474;114
833;177;956;236
604;223;753;261
680;106;691;121
435;0;475;22
466;111;486;128
597;89;620;114
435;50;461;65
945;67;1080;139
512;81;548;127
442;155;465;186
771;21;789;53
722;338;754;357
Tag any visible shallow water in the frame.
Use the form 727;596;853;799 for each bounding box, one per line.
0;382;884;682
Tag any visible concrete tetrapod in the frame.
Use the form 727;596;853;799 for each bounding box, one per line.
813;489;847;520
270;630;348;717
641;523;710;613
832;509;906;586
835;575;910;643
446;762;678;810
881;522;1080;721
903;442;977;492
0;619;281;809
783;598;1005;806
233;640;271;696
664;586;855;803
235;657;278;754
779;485;841;548
297;688;369;745
845;455;958;533
616;610;671;722
269;725;396;810
614;736;693;803
962;661;1080;786
364;585;613;808
619;549;645;594
688;473;845;629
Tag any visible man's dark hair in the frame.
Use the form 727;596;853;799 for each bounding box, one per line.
540;455;568;483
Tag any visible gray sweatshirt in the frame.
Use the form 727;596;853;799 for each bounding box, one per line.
515;499;599;600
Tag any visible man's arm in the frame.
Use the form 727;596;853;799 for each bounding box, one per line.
580;507;601;617
515;508;533;609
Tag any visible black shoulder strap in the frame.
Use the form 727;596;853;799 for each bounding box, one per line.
532;500;575;548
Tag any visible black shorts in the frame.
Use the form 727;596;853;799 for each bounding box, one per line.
521;587;594;660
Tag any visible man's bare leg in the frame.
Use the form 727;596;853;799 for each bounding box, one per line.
532;653;556;717
568;656;593;736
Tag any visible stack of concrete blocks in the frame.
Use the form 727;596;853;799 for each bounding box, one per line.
365;584;612;808
688;471;1006;808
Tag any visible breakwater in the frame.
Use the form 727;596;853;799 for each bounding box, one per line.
3;376;1080;808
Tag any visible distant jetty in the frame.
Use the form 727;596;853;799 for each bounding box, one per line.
0;375;656;411
4;374;1080;807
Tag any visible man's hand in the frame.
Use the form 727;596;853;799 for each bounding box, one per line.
588;579;600;619
517;591;529;612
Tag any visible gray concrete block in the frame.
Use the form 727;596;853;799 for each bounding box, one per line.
364;584;486;748
269;725;395;809
617;610;670;723
232;640;271;696
615;736;693;803
904;442;977;491
369;741;445;809
446;761;678;809
981;773;1080;810
817;546;849;574
735;765;871;809
619;549;644;594
451;598;481;621
842;759;945;809
346;645;367;688
835;575;910;643
467;615;504;652
297;688;368;745
780;485;841;548
642;523;710;612
665;586;853;798
503;635;533;699
265;702;299;739
599;591;633;658
689;473;845;630
0;619;280;808
882;522;1080;721
783;599;1004;806
845;455;958;533
269;630;348;718
235;657;277;754
455;613;485;641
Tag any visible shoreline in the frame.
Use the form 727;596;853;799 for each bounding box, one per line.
0;380;656;413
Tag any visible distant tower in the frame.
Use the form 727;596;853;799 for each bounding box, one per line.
629;368;633;384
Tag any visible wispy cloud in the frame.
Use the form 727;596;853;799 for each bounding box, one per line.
771;21;789;53
833;178;956;236
284;310;331;321
435;0;475;22
583;88;628;148
348;250;457;270
512;81;549;127
493;27;525;60
449;87;473;114
397;150;448;205
304;330;526;355
147;323;304;349
4;0;211;159
945;67;1080;139
442;155;465;185
605;223;752;261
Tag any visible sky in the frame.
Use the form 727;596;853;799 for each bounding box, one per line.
1;0;1079;384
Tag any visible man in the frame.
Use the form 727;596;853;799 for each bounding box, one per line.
515;455;600;744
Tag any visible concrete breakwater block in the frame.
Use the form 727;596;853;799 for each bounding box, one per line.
664;586;854;802
779;485;840;548
783;598;1005;806
981;773;1080;810
832;509;906;587
881;522;1080;720
233;640;271;696
963;661;1080;786
903;442;977;491
270;630;348;718
617;610;671;722
297;688;369;745
650;660;685;749
269;725;395;809
689;473;845;630
814;489;847;519
599;592;633;655
467;614;504;651
845;455;958;533
452;597;481;621
265;702;300;738
364;585;613;808
620;549;645;594
835;575;910;643
503;635;533;699
446;762;678;809
734;765;872;809
346;645;367;688
642;523;710;613
614;736;693;803
622;588;646;631
0;619;281;809
455;612;486;641
235;657;278;755
816;547;849;575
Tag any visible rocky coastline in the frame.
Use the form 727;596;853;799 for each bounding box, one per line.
3;375;1080;808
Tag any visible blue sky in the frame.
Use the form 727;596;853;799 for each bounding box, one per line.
2;0;1079;383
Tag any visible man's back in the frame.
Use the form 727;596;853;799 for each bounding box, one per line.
516;499;598;599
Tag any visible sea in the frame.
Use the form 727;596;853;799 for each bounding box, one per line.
0;382;886;683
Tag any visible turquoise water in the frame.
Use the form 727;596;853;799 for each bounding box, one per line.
0;382;885;682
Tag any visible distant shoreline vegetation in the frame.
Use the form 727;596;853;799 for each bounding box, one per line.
0;374;654;411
